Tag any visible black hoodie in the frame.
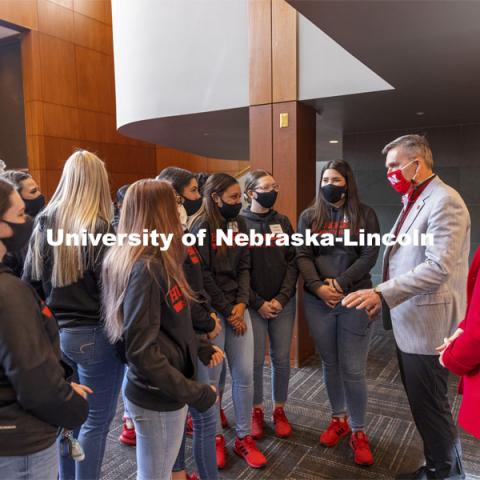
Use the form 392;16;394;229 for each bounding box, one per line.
0;264;89;456
122;257;216;413
297;204;380;295
189;216;250;318
241;206;298;310
23;215;111;328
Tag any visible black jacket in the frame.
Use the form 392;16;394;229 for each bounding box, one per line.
297;204;380;295
189;216;251;318
184;245;216;334
0;264;89;456
241;206;298;310
23;215;110;328
123;257;217;413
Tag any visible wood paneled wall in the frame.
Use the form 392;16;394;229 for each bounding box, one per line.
156;146;249;178
247;0;317;365
0;0;158;197
0;0;247;197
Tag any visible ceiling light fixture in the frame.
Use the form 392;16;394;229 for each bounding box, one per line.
416;112;425;116
329;140;339;144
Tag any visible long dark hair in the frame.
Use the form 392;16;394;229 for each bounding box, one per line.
189;173;239;254
156;167;195;195
311;160;364;234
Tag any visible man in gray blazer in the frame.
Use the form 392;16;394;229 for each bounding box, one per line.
343;135;470;480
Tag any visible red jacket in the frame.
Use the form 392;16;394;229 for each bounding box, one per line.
443;246;480;439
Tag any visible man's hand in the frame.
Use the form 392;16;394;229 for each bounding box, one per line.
207;312;222;340
316;283;343;308
208;345;225;368
342;288;381;319
71;382;93;400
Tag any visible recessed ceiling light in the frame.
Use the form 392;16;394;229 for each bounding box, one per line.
329;140;339;144
416;111;425;116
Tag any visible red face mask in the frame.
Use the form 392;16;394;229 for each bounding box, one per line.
387;160;418;195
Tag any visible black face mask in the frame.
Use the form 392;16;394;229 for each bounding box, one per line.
254;190;278;209
218;201;242;220
183;197;202;216
321;184;347;204
1;217;34;252
24;194;45;218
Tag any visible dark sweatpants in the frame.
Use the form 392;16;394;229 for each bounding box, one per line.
396;348;464;479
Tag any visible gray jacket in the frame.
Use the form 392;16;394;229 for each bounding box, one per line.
377;176;470;355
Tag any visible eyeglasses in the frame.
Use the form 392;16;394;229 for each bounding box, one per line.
255;184;279;193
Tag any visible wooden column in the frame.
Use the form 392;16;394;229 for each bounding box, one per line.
248;0;316;366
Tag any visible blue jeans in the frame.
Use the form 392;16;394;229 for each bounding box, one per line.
126;399;187;480
173;360;218;480
58;326;124;480
0;442;57;479
250;297;296;405
173;359;218;480
122;366;129;418
208;311;254;438
303;292;373;431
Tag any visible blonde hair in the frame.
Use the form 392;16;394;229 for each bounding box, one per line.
102;179;195;343
27;150;112;287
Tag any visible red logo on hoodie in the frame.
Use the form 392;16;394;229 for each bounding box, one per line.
168;285;187;313
187;246;201;264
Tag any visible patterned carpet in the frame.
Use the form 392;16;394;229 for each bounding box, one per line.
102;326;480;480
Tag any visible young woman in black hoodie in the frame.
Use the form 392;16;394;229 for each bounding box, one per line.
102;179;218;480
0;170;45;277
189;173;267;470
157;167;223;480
241;170;298;440
23;150;125;480
297;160;380;466
0;178;89;479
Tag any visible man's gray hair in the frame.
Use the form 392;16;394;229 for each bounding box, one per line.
382;134;433;168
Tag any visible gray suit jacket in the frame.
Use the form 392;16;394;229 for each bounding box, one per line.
377;176;470;354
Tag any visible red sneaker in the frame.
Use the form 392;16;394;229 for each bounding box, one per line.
251;408;264;439
216;434;227;469
119;417;136;446
273;407;292;438
186;473;199;480
220;408;229;429
186;413;193;437
319;417;351;447
349;431;374;466
233;435;267;469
